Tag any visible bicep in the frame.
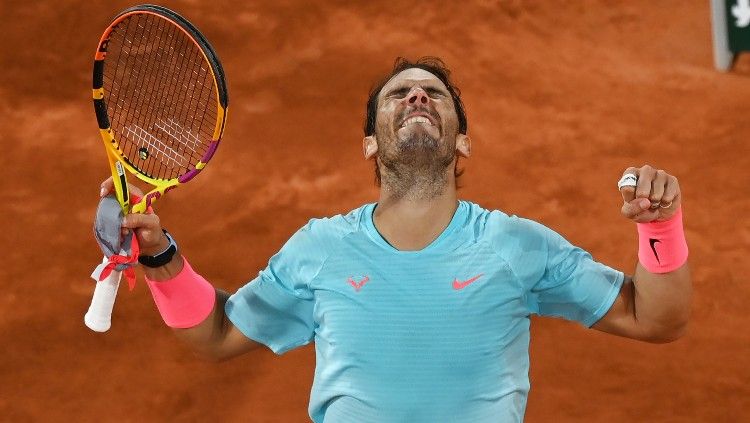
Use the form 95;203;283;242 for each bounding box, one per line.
217;319;263;360
591;275;646;339
594;264;691;343
173;289;262;361
214;289;263;360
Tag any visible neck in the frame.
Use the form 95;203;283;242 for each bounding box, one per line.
373;174;458;251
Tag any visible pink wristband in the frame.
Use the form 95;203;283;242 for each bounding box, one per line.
637;207;689;273
145;258;216;328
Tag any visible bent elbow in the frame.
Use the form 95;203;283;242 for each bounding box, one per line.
196;342;260;362
202;352;228;363
642;319;689;344
191;346;233;363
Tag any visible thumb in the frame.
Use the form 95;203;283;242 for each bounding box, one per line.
122;212;160;231
621;197;652;219
122;213;165;251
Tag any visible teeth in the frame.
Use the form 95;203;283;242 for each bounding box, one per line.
401;116;433;127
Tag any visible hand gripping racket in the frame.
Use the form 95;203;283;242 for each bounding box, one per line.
85;4;228;332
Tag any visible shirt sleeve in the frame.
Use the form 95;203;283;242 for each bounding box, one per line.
522;219;624;327
225;220;327;354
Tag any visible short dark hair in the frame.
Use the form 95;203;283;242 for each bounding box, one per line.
364;57;467;186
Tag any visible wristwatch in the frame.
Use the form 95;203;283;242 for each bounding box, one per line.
138;229;178;268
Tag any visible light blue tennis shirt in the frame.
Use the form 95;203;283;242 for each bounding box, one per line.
226;201;624;422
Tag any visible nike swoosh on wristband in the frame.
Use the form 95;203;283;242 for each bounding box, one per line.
649;238;661;264
452;274;483;290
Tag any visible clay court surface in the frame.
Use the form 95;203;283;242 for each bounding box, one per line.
2;0;748;421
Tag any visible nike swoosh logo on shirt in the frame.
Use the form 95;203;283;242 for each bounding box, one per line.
452;274;483;290
649;238;661;264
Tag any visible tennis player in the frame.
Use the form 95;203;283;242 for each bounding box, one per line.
102;57;691;422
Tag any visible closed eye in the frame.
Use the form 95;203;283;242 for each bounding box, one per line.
425;88;447;98
384;86;449;99
386;87;411;98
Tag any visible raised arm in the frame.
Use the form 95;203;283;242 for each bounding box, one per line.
175;289;261;361
139;254;262;361
101;178;261;360
592;165;691;343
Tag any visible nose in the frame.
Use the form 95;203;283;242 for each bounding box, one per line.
404;88;429;106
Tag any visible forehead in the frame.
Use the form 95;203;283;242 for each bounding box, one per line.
380;68;448;94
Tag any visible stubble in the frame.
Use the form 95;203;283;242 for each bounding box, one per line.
378;130;455;200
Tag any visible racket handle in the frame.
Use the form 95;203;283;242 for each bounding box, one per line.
85;259;121;332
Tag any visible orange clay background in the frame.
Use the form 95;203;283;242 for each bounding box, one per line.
1;1;748;421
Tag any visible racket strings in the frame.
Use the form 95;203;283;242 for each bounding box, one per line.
102;13;218;180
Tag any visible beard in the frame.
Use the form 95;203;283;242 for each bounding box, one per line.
377;129;456;200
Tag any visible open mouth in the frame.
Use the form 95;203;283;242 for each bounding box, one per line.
400;112;437;128
401;116;434;127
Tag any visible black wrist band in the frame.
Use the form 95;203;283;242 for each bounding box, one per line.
138;229;178;268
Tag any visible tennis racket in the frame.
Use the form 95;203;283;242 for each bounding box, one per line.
85;4;228;332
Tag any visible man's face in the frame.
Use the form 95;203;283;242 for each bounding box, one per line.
376;68;458;152
364;68;469;185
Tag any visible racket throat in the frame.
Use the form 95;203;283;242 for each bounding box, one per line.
113;161;130;214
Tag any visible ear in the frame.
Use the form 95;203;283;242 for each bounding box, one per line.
455;134;471;158
363;135;378;159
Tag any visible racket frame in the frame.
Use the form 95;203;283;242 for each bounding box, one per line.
92;4;228;213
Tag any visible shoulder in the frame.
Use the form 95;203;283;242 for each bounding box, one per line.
284;204;367;252
462;201;552;251
463;201;567;284
266;205;368;285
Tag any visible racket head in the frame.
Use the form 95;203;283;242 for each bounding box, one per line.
93;4;228;212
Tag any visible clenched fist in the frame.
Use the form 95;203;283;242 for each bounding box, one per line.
99;177;169;256
618;165;681;223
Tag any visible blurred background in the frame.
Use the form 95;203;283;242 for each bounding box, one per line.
1;0;748;421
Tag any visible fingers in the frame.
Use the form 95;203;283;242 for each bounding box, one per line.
100;177;114;197
622;197;651;217
122;212;166;253
648;169;668;208
621;197;660;222
661;175;680;207
619;165;682;222
122;212;160;231
619;167;638;203
629;165;680;208
99;177;144;199
635;165;656;200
